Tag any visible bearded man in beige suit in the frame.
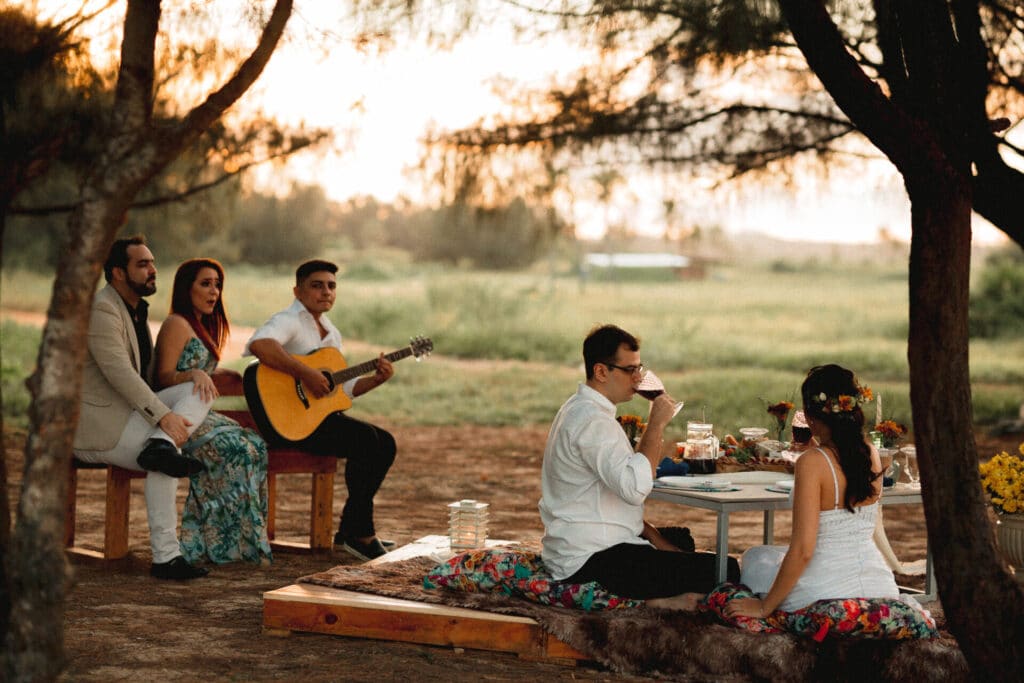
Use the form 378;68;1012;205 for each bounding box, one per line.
74;236;212;580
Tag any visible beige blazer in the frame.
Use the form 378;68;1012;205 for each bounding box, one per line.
73;284;171;452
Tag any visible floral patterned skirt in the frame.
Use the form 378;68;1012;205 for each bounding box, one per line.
180;411;272;564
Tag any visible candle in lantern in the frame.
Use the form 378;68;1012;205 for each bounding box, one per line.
448;499;489;552
875;392;883;426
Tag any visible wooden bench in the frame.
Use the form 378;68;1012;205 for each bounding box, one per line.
65;459;146;560
65;409;338;559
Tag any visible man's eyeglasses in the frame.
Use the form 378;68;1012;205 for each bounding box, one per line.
604;362;645;376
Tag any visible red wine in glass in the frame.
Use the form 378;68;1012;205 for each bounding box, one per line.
635;370;684;417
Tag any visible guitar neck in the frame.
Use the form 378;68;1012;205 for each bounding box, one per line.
331;346;414;384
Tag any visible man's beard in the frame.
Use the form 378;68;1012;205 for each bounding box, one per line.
128;276;156;297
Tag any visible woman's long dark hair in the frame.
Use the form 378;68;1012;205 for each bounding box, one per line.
801;364;879;511
170;258;229;360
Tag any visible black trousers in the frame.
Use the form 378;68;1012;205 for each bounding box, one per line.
284;411;396;539
567;527;740;600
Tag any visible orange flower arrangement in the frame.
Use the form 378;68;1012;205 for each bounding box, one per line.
766;400;794;441
616;414;646;442
875;419;907;448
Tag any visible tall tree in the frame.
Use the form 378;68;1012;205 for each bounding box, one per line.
1;4;327;269
2;1;295;680
774;2;1022;677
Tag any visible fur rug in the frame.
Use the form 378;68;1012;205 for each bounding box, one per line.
299;558;969;681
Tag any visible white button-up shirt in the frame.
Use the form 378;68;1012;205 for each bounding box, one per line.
244;299;358;398
538;383;654;579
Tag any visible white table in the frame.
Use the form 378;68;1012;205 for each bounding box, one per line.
648;475;935;601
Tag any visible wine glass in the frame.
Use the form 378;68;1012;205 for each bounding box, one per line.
902;445;920;489
635;369;684;418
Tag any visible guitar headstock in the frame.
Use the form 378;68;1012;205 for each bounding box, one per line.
409;336;433;360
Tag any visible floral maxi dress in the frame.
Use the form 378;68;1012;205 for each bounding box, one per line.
177;337;272;564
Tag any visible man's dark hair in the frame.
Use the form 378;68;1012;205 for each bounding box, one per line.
583;324;639;379
104;235;147;283
295;259;338;285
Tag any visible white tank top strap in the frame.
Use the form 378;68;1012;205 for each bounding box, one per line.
812;447;841;508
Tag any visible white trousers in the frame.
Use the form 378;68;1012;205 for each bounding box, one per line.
75;383;212;563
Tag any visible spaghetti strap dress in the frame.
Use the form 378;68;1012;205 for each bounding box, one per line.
177;337;272;564
740;448;898;611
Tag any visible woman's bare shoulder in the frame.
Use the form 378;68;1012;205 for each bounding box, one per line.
160;313;191;331
794;447;830;475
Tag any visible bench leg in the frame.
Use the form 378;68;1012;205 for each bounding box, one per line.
104;467;133;560
309;473;334;551
65;465;78;548
267;473;277;541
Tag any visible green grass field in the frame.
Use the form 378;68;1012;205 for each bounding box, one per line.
3;263;1021;444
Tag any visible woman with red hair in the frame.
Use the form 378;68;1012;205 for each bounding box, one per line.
154;258;271;565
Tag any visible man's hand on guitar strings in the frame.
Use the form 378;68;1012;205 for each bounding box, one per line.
300;364;332;398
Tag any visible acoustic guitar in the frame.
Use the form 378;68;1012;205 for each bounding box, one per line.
243;336;433;442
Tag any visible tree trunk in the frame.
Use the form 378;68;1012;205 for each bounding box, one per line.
776;1;1024;678
906;172;1024;680
0;405;9;647
2;198;123;681
3;2;294;679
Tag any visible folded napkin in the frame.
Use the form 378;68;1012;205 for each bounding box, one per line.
656;457;689;477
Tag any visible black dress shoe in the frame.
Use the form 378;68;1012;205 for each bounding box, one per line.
334;532;396;551
337;536;389;562
150;556;209;580
137;438;206;478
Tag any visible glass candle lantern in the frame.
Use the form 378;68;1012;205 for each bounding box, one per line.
448;499;489;552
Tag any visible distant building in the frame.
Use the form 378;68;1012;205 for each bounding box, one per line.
583;252;704;279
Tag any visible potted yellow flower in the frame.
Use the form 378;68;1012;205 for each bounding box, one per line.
978;444;1024;579
616;414;646;443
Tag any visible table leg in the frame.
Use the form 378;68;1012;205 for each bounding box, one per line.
716;512;730;583
924;544;936;601
763;510;775;545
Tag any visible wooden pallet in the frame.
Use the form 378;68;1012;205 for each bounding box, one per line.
262;535;588;665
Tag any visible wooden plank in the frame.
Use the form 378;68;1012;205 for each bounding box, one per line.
267;474;278;540
268;539;317;554
104;467;135;560
309;472;334;550
65;464;78;548
262;585;586;663
261;536;588;665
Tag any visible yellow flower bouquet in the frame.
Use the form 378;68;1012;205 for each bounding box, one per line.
978;443;1024;515
616;414;646;443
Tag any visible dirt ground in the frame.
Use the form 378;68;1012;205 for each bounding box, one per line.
5;422;1022;682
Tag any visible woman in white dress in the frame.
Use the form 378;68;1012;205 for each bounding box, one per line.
725;364;899;617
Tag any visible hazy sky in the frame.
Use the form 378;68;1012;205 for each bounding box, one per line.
241;7;1014;246
47;0;1018;245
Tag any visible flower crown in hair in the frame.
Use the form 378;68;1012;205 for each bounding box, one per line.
810;384;873;414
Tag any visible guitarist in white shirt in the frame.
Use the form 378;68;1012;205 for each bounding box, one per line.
244;260;397;561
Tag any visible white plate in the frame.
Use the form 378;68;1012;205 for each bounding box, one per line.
725;471;793;485
773;479;794;491
655;476;733;490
